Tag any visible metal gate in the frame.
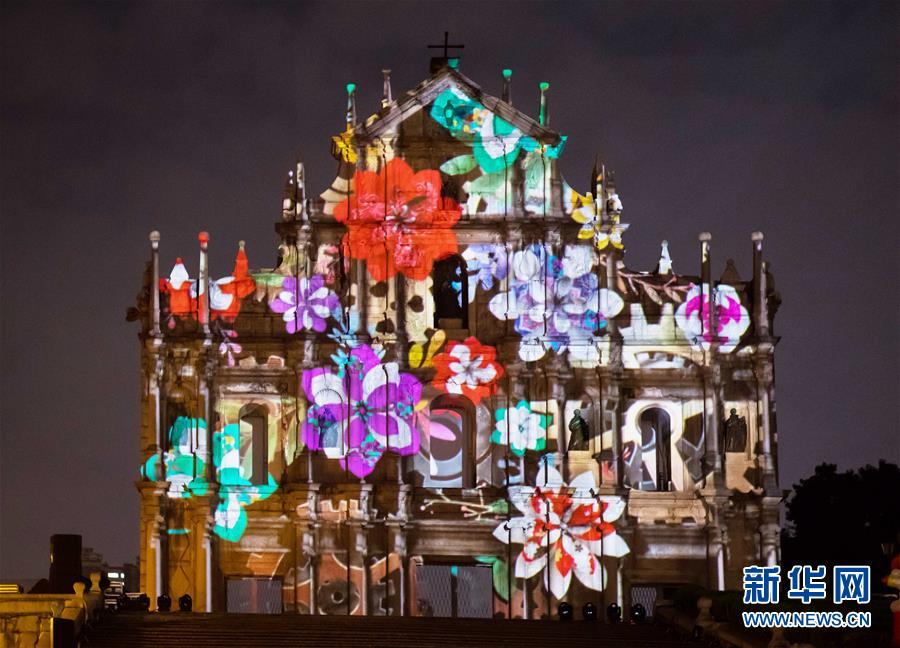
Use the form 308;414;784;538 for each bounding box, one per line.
226;577;282;614
416;564;492;618
630;585;658;616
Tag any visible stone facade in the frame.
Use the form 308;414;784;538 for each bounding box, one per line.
131;61;781;617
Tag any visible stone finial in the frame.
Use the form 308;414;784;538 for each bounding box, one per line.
381;69;392;108
751;231;764;242
699;231;712;242
696;596;714;628
198;231;209;247
501;68;512;104
539;81;550;126
657;240;673;274
345;82;357;128
149;231;160;248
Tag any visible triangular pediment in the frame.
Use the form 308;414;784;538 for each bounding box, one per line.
354;66;563;146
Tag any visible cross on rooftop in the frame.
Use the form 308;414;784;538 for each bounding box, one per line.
427;31;464;58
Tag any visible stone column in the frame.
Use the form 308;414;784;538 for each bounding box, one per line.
751;232;769;338
755;352;777;491
707;526;725;591
150;231;161;337
198;232;211;340
189;498;214;611
760;522;780;567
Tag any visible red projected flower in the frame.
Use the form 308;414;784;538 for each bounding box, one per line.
335;158;461;281
493;466;630;598
431;337;503;404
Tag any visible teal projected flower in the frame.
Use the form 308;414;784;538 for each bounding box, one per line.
141;417;276;542
491;400;549;456
431;87;538;174
212;423;277;542
142;417;209;498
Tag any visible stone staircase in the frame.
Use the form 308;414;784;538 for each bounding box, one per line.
85;612;699;647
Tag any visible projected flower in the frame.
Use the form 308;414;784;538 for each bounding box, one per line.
335;158;461;281
160;258;194;318
566;186;626;251
141;416;208;498
461;244;508;303
431;87;538;174
141;417;276;542
493;466;629;599
210;244;256;323
432;337;503;404
269;275;340;334
675;283;750;352
213;423;277;542
491;400;548;456
302;344;421;478
488;245;624;361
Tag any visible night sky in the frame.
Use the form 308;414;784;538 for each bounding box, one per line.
1;1;897;579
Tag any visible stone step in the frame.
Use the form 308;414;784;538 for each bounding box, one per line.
86;612;697;647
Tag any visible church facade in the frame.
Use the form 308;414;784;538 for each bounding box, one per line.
131;58;782;617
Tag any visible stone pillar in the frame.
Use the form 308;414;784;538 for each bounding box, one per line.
708;526;725;591
755;351;778;491
760;522;780;567
149;348;165;481
200;353;216;483
395;273;408;364
751;232;769;338
392;526;408;616
150;231;161;337
189;498;214;611
356;259;368;336
198;232;210;339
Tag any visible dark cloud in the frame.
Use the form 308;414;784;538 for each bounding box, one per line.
1;0;897;577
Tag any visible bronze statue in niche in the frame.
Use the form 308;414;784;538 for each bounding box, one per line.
724;408;748;453
567;409;590;451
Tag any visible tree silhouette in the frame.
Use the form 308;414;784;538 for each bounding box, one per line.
782;461;900;587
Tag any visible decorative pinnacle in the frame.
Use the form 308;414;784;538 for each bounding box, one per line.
699;231;712;242
198;231;209;246
239;240;245;250
538;82;550;126
502;68;512;79
751;231;764;242
149;231;160;247
346;83;356;94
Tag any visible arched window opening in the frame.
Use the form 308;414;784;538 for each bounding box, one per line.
424;395;474;488
239;404;269;486
432;255;468;329
639;407;671;492
308;388;347;459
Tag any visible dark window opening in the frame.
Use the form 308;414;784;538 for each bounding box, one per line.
239;404;269;486
639;407;672;492
426;395;474;488
432;255;468;329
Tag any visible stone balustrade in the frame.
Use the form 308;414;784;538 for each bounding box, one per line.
0;572;104;647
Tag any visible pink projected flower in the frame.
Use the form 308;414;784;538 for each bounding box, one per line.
431;337;503;404
302;344;421;478
675;283;750;352
269;275;340;334
335;158;462;281
493;466;629;599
